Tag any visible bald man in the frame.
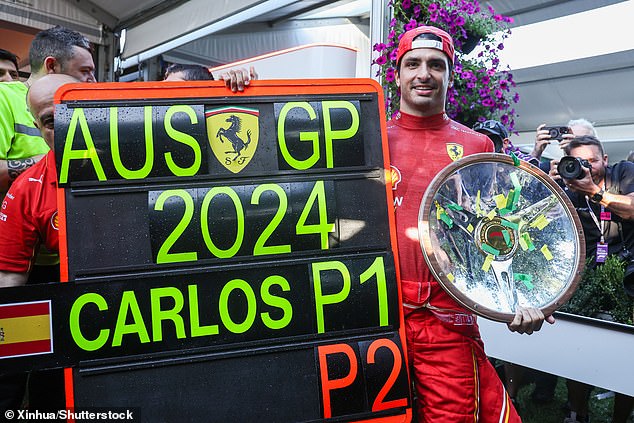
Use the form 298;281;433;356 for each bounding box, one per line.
0;74;78;287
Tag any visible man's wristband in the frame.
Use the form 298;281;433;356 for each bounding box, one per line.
590;188;604;203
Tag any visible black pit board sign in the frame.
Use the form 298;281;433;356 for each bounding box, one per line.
2;79;411;422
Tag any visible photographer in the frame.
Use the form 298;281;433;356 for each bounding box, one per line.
549;135;634;423
532;119;597;163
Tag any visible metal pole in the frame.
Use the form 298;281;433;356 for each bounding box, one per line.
369;0;390;85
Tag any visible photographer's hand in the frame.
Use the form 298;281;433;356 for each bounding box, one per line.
531;123;551;160
558;133;575;151
548;159;562;182
561;167;599;197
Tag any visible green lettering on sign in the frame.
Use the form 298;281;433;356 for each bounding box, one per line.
260;275;293;330
164;105;202;176
219;279;257;334
277;102;319;170
112;290;150;347
201;187;244;258
252;184;291;255
188;285;219;337
359;256;389;327
59;108;106;184
69;293;109;352
110;106;154;179
150;287;186;342
296;180;334;250
154;189;198;264
322;101;359;168
312;260;351;334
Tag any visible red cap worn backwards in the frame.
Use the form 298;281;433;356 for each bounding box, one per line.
396;25;455;67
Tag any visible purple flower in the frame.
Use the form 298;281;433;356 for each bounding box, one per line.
374;43;387;52
385;67;396;82
461;3;475;14
493;14;503;22
497;43;504;50
402;0;411;9
455;16;465;26
495;89;503;99
428;3;439;13
482;97;494;107
375;55;387;65
413;5;421;16
405;19;418;31
389;18;397;28
389;49;398;61
430;12;438;22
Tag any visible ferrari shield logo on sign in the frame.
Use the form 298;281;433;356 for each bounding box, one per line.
206;106;259;173
446;143;464;161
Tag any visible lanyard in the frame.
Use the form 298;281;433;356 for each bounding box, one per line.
585;196;605;244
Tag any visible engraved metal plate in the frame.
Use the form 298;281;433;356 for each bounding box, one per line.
418;153;585;322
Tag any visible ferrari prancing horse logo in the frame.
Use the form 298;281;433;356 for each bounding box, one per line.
446;143;464;161
206;106;259;173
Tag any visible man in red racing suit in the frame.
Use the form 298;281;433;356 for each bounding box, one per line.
388;25;553;422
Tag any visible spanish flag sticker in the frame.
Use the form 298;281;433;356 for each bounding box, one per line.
0;301;53;359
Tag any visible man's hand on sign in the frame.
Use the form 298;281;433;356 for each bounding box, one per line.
219;66;259;93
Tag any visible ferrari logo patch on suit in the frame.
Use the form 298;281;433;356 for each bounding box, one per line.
446;143;464;161
206;106;259;173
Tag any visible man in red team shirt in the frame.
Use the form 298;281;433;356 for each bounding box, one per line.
0;74;76;287
388;26;554;422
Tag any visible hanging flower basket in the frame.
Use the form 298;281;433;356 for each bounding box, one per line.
459;30;481;54
374;0;520;132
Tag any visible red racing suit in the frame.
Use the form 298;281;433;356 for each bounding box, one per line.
0;151;59;274
388;111;519;422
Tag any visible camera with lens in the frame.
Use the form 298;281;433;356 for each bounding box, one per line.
543;126;571;141
557;156;591;180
